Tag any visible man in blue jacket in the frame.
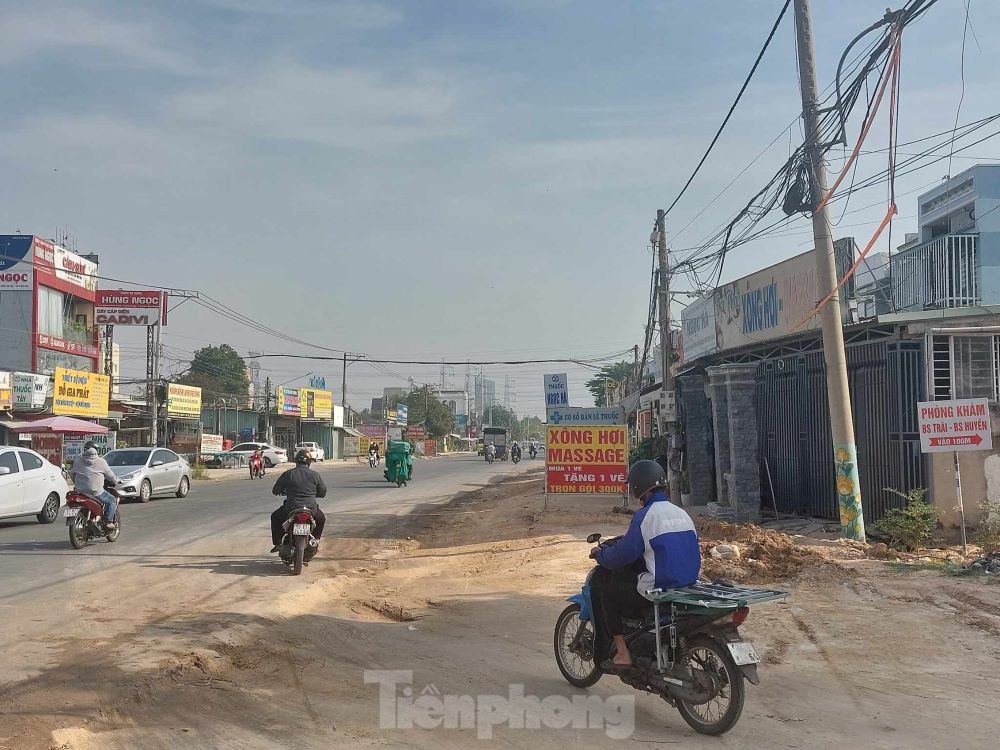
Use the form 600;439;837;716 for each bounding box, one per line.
590;460;701;671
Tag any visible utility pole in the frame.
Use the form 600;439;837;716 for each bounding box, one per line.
657;209;682;505
264;376;272;444
793;0;865;541
341;352;366;408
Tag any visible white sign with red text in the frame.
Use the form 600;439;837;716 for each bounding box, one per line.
917;398;994;453
95;290;167;326
55;245;98;292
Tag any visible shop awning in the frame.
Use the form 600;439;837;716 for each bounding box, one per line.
0;419;31;430
341;427;364;438
16;416;108;434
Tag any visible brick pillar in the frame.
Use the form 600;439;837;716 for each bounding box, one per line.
707;367;731;506
678;373;715;506
718;363;761;523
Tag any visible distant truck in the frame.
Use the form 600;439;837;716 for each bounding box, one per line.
483;427;509;460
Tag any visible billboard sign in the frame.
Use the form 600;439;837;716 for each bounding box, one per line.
12;372;50;409
95;290;166;326
52;367;110;418
358;424;387;438
546;406;623;426
407;425;427;440
544;373;569;408
54;244;98;292
300;388;333;420
201;433;224;453
918;398;993;453
0;235;34;290
0;372;11;409
680;294;717;364
713;239;855;353
396;403;408;426
167;383;202;419
545;425;628;494
65;432;116;463
277;387;300;416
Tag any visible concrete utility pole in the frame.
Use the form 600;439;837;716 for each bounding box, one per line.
341;352;366;408
793;0;865;541
264;376;271;444
657;209;682;505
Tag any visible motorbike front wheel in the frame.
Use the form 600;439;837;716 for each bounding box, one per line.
553;603;601;688
69;516;89;549
105;514;121;543
674;635;746;736
292;536;306;576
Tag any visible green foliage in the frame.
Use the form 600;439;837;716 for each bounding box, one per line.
406;386;455;438
629;436;668;466
873;488;938;551
974;498;1000;554
179;344;249;399
585;361;634;406
191;462;209;481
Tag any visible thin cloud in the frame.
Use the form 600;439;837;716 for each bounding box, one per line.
198;0;403;26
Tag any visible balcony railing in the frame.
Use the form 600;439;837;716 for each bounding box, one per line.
891;233;978;311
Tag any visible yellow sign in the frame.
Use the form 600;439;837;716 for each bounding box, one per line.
0;372;11;410
300;388;333;420
52;368;110;418
167;383;202;419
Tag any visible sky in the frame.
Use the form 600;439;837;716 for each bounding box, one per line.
1;0;997;416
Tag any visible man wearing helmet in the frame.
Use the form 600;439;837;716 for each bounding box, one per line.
589;459;701;671
269;449;327;553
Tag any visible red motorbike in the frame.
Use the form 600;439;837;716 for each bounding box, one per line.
249;454;265;479
277;507;319;575
65;487;122;549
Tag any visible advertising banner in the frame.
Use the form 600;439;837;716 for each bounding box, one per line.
52;367;110;418
679;294;717;364
166;383;202;419
546;406;623;426
65;432;116;464
0;372;11;410
544;373;569;409
545;424;628;494
201;433;224;453
917;398;994;453
54;245;98;293
31;434;64;467
407;425;427;440
300;388;333;420
36;334;100;359
277;387;301;416
424;439;437;457
358;424;387;438
396;403;408;426
12;372;50;409
0;234;34;290
95;290;166;326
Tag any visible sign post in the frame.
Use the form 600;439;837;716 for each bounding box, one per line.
917;398;994;555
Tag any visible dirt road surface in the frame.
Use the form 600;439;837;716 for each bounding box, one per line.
1;457;998;749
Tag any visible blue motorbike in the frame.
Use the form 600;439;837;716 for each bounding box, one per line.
553;533;787;736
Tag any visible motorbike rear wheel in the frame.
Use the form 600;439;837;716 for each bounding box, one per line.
292;536;306;576
105;514;121;543
553;603;601;688
674;635;745;736
69;516;89;549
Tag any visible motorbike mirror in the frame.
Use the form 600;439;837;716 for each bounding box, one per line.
586;532;601;544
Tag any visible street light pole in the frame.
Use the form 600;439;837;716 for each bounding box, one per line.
342;352;366;409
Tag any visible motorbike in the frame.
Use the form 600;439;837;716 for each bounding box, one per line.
553;533;787;736
485;450;495;465
511;449;521;465
369;451;380;468
277;507;319;575
529;446;538;460
249;455;265;479
65;487;122;549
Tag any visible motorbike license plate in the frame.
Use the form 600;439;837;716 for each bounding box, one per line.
63;507;80;517
727;641;761;666
292;523;311;535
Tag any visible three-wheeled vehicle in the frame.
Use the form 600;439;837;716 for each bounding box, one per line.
383;440;414;487
483;426;509;460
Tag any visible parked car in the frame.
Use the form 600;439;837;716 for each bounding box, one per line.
230;442;288;468
0;447;69;524
295;442;326;462
105;447;192;503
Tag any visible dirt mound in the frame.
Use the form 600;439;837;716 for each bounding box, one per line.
697;520;852;583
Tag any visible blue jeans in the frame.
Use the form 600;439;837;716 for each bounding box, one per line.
90;490;117;523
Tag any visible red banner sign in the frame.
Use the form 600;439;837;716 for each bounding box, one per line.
545;425;627;494
37;334;100;358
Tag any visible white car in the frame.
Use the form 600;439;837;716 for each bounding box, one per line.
0;446;69;524
295;442;325;461
231;442;288;468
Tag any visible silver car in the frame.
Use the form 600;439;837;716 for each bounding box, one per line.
104;447;192;502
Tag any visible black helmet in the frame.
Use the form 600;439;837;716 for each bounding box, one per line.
294;449;313;465
628;459;666;501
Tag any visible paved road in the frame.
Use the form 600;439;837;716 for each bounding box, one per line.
0;454;533;603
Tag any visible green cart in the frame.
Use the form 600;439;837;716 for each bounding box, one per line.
383;440;414;487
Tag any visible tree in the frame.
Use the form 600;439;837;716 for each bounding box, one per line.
585;361;634;406
179;344;250;400
406;386;455;438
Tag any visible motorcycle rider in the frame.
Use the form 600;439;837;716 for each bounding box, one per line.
71;441;119;529
589;460;701;671
485;442;496;461
368;441;380;464
510;441;522;461
269;449;327;553
250;447;265;475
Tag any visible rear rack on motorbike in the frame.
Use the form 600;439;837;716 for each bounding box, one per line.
645;582;789;609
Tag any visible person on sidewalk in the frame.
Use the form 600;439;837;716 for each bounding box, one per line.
269;449;327;552
589;459;701;672
72;442;119;529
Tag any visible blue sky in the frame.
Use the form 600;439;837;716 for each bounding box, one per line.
1;0;996;415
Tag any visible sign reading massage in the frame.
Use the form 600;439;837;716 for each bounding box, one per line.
545;424;627;494
166;383;202;419
52;367;110;418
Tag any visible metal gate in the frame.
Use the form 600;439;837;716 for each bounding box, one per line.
757;338;925;522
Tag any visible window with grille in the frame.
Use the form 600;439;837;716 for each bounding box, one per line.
931;334;1000;401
